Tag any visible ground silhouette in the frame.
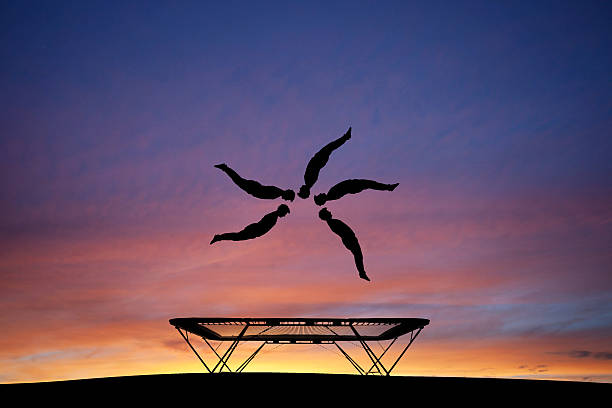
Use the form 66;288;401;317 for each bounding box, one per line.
2;373;608;405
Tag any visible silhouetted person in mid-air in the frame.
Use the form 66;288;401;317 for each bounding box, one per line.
318;207;370;281
298;127;351;199
210;204;290;244
215;163;295;201
314;179;399;206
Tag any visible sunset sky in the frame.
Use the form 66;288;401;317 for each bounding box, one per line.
1;1;611;383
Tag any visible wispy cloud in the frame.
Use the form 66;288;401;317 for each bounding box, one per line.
549;350;612;360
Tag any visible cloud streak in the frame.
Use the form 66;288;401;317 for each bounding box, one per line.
549;350;612;360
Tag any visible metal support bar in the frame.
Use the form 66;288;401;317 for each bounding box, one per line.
334;341;365;375
176;328;211;373
203;338;232;373
212;324;249;373
350;325;387;375
366;337;397;375
218;342;237;372
388;328;423;374
236;342;266;372
360;340;386;375
211;339;237;373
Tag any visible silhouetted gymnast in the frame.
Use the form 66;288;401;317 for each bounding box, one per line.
298;127;351;199
318;208;370;281
314;179;399;206
215;163;295;201
210;204;290;244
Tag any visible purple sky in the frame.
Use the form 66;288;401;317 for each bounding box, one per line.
1;1;611;382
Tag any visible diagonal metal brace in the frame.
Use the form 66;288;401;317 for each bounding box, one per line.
333;341;365;375
366;337;397;374
203;338;233;372
211;324;249;373
176;327;211;373
350;325;388;375
387;327;423;374
236;342;266;373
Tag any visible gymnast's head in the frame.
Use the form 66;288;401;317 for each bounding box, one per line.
277;204;290;217
313;193;327;206
318;207;332;221
297;185;310;199
282;189;295;201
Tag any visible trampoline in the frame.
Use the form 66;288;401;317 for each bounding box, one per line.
169;317;430;376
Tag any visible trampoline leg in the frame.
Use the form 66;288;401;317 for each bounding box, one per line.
237;342;266;373
387;328;423;375
359;340;388;375
212;325;249;373
365;338;397;375
334;342;365;375
176;328;211;373
212;338;239;373
203;338;233;373
349;325;388;376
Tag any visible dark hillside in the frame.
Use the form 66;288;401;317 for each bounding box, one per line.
2;373;608;405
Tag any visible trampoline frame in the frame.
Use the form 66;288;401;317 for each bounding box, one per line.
169;317;429;376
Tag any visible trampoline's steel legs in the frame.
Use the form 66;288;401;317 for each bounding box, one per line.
176;325;251;373
211;325;248;373
336;326;423;376
388;327;423;374
203;338;232;372
334;341;365;375
176;326;425;376
359;339;386;375
350;325;386;375
212;338;238;373
366;337;397;375
237;342;266;373
176;328;211;373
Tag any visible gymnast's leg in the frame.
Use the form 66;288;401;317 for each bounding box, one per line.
214;163;245;186
210;220;267;244
322;127;351;155
210;232;241;244
361;179;399;191
351;247;370;281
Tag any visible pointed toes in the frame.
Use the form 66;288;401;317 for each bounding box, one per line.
360;273;371;282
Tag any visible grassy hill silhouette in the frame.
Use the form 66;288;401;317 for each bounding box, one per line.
2;373;608;405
